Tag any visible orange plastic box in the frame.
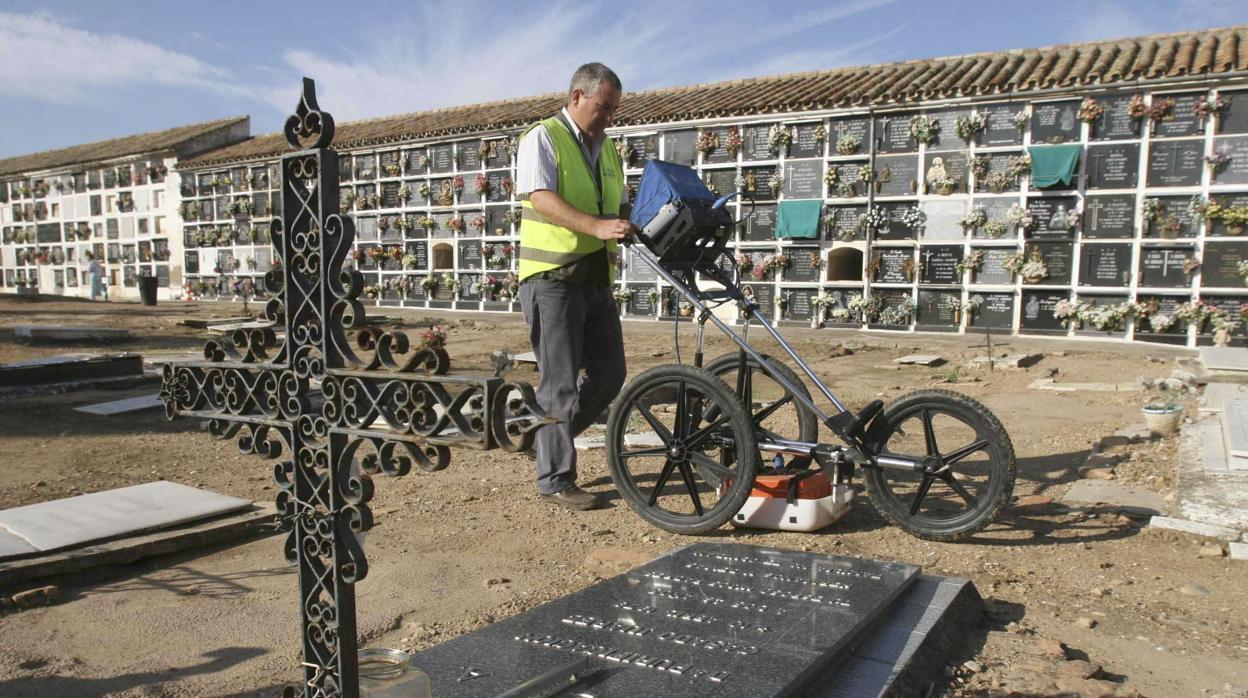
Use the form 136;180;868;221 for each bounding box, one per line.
727;470;853;532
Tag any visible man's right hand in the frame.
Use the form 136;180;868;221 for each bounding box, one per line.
590;218;634;241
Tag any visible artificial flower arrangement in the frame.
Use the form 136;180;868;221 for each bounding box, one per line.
767;124;793;154
908;114;939;145
834;125;862;155
955;113;987;141
1005;203;1035;232
1076;97;1104;123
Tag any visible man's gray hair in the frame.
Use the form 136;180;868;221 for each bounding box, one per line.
569;63;621;98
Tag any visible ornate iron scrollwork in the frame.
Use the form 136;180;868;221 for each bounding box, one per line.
160;78;551;698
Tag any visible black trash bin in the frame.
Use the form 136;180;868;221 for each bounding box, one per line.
138;275;158;306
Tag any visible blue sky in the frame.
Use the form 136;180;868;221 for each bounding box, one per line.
1;0;1247;159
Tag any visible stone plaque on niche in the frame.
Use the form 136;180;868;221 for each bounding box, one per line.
1211;136;1248;185
430;145;454;174
927;108;970;152
743;205;776;241
873;155;919;197
1085;143;1139;190
824;205;866;242
378;151;400;175
876;201;918;241
625;283;654;315
974;248;1016;285
873;291;913;326
743;124;776;161
973;152;1022;194
405;148;427;174
981;104;1024;146
922;199;967;241
702;127;735;165
1031;100;1080;144
624;247;658;282
1090;94;1143;141
486;172;510;203
1146;140;1203;187
739;167;774;200
484;206;510;236
1208;193;1248;236
873;248;913;283
1026;196;1079;238
663;129;697;166
829;116;870;155
457;240;482;270
1020;291;1067;332
783;160;823;199
381;182;401;209
785;247;821;282
1199;297;1248;343
704;168;738;197
873;113;915;153
1079;244;1132;287
745;282;774;312
1151;93;1204;138
1138;247;1194;287
1083;195;1135;239
458;141;483;171
922;152;967;194
1200;242;1248;288
828;161;868;198
1031;241;1073;285
919;245;962;285
1143;195;1198;238
405;241;428;270
781;288;816;321
1136;296;1185;336
623;134;658;169
791;123;823;159
1218;91;1248;135
973;198;1017;240
916;290;959;327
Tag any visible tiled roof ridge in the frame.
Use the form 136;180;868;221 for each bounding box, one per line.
180;24;1248;168
0;116;248;173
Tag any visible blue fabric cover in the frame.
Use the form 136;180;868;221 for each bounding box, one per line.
629;160;716;230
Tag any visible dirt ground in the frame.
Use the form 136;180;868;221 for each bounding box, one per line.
0;294;1245;698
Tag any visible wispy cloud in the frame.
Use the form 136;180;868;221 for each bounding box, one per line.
260;0;898;124
0;11;247;103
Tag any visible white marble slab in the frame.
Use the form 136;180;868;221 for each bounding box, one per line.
894;354;943;366
74;394;163;415
1199;383;1246;414
1224;400;1248;461
1200;346;1248;372
0;481;251;553
624;432;665;448
0;528;38;557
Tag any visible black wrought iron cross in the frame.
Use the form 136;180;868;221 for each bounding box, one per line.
160;78;550;698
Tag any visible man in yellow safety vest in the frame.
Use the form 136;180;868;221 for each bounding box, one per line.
515;62;633;510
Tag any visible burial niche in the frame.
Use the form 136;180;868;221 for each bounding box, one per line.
432;242;454;270
825;247;864;282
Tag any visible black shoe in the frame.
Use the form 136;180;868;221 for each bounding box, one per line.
539;485;604;511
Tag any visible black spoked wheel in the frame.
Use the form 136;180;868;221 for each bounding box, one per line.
703;352;819;469
606;364;760;535
863;389;1016;541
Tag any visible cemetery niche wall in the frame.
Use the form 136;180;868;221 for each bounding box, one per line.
160;29;1248;347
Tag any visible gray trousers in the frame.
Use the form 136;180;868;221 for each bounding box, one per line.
520;280;627;494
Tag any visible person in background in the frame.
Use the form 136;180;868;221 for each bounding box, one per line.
86;253;106;301
515;62;633;511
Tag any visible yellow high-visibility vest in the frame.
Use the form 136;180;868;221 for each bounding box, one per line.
518;115;624;282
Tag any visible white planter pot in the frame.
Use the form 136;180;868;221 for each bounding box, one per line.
1141;406;1183;436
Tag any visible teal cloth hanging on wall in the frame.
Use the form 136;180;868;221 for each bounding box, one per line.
775;200;822;239
1028;144;1082;188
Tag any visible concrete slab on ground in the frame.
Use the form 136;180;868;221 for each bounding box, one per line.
179;316;253;329
894;354;944;366
1175;419;1248;534
514;351;537;366
1223;400;1248;458
971;353;1042;369
0;529;38;557
73;394;163;416
0;481;251;556
1230;541;1248;560
1149;515;1243;541
0;504;276;586
11;325;132;342
1061;480;1168;516
205;321;276;335
624;432;664;448
1199;382;1246;413
1200;346;1248;372
0;353;144;388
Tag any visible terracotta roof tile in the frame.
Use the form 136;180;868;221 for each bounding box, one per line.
179;25;1248;169
0;116;248;178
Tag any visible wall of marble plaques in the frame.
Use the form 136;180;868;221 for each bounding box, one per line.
151;83;1248;346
